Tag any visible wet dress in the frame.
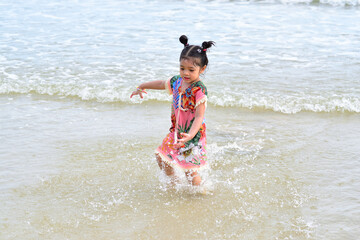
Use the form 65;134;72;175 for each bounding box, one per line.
155;75;208;172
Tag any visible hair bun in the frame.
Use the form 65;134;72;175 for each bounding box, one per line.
179;35;188;47
202;41;215;51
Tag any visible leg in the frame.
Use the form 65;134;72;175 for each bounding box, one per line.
155;154;174;177
185;171;202;186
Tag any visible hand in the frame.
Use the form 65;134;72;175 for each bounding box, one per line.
174;132;192;148
130;88;147;99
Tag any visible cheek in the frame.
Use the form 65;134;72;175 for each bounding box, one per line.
192;71;200;76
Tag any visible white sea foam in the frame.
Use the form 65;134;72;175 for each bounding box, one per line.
0;80;359;114
210;93;360;114
258;0;360;6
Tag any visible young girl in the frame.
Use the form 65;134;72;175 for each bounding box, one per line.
130;35;215;186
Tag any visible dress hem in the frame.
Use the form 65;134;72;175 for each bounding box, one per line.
155;149;208;172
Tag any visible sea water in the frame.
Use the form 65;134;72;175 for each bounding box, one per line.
1;0;359;239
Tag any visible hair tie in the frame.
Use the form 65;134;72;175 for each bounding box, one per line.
203;48;207;52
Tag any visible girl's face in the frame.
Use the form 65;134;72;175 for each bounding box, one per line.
179;58;206;84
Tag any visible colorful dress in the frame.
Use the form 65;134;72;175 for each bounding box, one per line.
155;75;208;172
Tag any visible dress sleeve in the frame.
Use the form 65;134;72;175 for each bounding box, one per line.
165;76;178;95
165;77;173;95
195;83;208;109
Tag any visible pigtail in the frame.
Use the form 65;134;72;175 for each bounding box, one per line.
202;41;215;52
179;35;189;47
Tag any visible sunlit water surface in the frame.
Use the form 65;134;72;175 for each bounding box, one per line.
1;0;360;239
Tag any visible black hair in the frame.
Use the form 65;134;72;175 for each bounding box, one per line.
179;35;215;68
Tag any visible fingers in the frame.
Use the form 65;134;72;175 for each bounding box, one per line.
139;91;148;98
180;133;190;141
130;90;147;99
130;91;139;98
174;133;191;148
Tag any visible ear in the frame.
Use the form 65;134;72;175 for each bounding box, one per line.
200;65;207;74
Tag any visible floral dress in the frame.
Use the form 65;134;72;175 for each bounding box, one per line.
155;75;208;172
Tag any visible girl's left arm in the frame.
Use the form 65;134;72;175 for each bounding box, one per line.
175;103;206;147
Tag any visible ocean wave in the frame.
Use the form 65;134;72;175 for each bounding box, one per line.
252;0;360;6
1;82;359;114
210;93;360;114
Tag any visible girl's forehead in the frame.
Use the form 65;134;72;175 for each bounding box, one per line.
180;58;200;68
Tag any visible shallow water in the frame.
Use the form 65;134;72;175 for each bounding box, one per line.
1;95;359;239
1;0;360;239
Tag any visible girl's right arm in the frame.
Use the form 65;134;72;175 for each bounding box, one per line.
130;80;166;98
